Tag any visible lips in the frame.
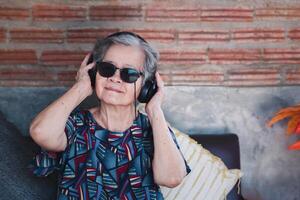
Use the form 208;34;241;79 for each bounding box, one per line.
105;86;123;93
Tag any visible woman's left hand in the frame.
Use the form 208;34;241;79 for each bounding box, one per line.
146;72;187;186
145;72;164;116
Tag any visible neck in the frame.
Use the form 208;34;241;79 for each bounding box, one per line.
95;103;137;132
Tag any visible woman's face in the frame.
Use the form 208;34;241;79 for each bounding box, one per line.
95;44;145;106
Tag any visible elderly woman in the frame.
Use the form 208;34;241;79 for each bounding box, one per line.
30;31;190;200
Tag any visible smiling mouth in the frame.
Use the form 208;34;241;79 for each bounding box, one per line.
105;87;123;93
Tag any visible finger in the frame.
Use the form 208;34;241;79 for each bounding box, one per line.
80;53;91;68
155;72;164;88
85;61;96;70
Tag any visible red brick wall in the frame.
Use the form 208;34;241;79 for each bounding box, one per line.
0;1;300;87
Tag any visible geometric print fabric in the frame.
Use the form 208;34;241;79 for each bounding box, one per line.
31;109;190;200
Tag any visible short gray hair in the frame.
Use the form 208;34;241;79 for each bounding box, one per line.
92;32;159;84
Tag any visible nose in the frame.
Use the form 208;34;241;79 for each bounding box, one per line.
108;69;122;83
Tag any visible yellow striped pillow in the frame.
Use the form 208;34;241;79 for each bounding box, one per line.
161;128;242;200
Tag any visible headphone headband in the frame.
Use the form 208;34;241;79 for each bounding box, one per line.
106;31;147;43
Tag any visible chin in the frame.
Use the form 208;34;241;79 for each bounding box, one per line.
96;87;137;106
100;95;134;106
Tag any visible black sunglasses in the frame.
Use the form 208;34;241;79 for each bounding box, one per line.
96;61;144;83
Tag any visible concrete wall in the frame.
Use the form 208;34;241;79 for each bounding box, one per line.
164;86;300;200
1;86;299;200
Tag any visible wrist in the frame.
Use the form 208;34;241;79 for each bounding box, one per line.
146;105;163;121
72;81;92;99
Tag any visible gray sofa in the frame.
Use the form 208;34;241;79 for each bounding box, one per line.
0;111;57;200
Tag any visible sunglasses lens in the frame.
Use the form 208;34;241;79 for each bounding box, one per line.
97;62;141;83
121;68;140;83
98;62;116;77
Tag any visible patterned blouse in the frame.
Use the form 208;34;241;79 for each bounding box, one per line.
30;109;191;200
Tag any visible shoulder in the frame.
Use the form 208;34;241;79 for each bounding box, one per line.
68;108;91;127
137;112;154;139
65;108;93;143
138;112;151;129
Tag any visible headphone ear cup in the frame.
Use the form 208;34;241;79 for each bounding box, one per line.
138;78;158;103
87;52;96;88
88;67;96;88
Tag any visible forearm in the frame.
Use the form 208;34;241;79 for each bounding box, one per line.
148;107;187;187
30;82;90;151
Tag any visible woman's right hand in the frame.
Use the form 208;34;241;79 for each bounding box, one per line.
30;53;96;152
75;53;95;96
